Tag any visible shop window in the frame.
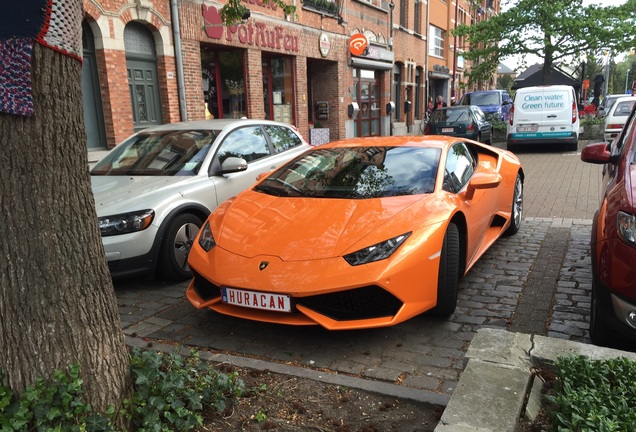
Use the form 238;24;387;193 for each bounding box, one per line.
201;47;246;119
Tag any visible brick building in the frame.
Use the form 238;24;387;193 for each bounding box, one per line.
82;0;499;157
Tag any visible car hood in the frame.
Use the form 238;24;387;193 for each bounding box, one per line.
215;190;441;261
91;175;194;217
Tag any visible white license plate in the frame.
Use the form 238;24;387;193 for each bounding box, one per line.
442;127;454;133
222;287;291;313
517;125;538;132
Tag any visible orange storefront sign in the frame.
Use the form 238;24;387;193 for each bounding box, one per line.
348;33;369;56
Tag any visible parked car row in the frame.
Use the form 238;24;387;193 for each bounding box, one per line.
93;94;636;346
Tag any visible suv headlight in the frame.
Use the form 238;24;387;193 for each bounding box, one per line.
343;233;411;266
617;211;636;247
198;221;216;252
98;210;154;236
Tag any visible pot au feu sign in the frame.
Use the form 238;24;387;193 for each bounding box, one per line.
202;5;299;52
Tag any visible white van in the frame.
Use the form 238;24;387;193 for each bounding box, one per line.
506;85;580;151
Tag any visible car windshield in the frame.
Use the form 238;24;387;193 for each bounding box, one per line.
430;108;470;124
91;130;217;176
254;146;441;199
462;93;499;106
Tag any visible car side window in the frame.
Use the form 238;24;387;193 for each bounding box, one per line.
443;142;476;193
264;125;303;153
217;126;271;163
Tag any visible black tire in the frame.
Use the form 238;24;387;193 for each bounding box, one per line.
589;282;618;348
504;173;523;236
568;140;578;152
430;223;460;316
159;213;203;281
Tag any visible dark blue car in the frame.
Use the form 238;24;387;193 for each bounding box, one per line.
458;90;512;122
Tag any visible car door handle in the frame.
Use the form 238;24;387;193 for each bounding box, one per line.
547;115;557;118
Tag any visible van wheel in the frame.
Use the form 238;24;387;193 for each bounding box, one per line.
568;141;578;152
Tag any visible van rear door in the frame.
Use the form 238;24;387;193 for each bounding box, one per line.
514;87;574;139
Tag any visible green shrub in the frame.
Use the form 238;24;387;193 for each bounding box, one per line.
0;349;246;432
0;364;112;432
580;116;604;126
490;118;507;133
547;355;636;431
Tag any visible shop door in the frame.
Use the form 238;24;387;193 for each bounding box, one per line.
355;69;380;137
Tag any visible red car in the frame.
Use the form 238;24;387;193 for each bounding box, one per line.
581;103;636;347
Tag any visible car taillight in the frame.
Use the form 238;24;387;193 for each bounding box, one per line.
425;125;431;134
607;124;624;129
571;101;577;124
509;105;514;125
467;123;475;131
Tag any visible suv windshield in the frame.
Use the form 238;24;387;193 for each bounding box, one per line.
461;92;500;106
255;146;441;199
91;130;217;176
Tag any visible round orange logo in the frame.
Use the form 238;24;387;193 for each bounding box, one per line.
349;33;369;56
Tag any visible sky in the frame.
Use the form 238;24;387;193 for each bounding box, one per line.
499;0;629;71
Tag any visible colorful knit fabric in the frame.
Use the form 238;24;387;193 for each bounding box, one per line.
0;38;35;116
0;0;82;117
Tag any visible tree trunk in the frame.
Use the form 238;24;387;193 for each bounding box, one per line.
0;42;130;411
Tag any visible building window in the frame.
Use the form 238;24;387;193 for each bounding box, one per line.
393;64;401;121
414;1;421;34
415;68;421;119
429;25;445;58
400;0;406;27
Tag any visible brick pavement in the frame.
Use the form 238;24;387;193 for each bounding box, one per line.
114;143;603;400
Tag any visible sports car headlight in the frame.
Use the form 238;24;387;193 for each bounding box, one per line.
98;210;154;237
617;211;636;247
198;221;216;252
343;232;412;266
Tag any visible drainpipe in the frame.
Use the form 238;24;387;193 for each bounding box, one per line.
451;0;459;101
171;0;188;121
424;0;430;107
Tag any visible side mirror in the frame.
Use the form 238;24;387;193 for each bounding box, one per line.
219;157;248;174
580;142;611;164
465;171;502;200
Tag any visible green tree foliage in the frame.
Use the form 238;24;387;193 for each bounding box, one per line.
220;0;296;25
453;0;636;85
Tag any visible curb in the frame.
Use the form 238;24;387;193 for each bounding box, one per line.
125;335;451;407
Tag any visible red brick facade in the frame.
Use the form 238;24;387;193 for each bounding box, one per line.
83;0;499;151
